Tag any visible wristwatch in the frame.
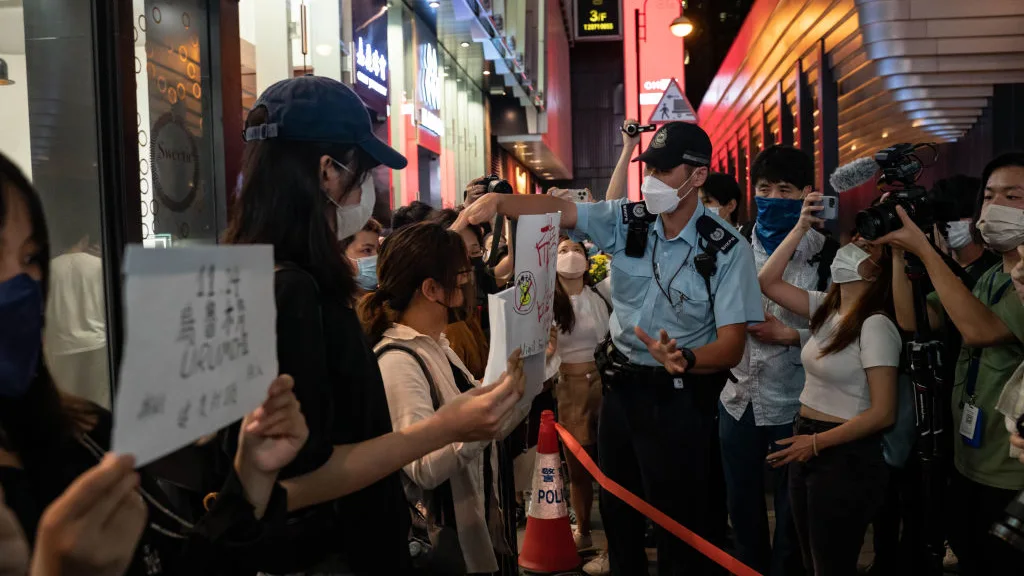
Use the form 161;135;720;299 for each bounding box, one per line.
680;347;696;370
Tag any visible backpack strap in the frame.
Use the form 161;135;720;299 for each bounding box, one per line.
374;343;460;530
375;344;440;410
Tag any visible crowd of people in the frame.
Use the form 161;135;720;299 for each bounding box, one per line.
2;74;1024;576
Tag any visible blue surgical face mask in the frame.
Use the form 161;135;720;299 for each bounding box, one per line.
754;196;804;254
0;274;44;398
353;255;378;291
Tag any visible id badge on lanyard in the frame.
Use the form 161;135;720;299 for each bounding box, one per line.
959;354;983;448
959;275;1013;448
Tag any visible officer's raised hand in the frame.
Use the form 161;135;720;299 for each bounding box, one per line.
634;327;688;374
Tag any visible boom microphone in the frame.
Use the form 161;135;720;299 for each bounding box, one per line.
830;157;880;194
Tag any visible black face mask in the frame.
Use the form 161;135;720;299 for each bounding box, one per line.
442;281;473;324
470;256;486;270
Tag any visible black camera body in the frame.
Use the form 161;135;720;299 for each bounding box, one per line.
854;143;969;240
622;122;657;137
484;174;513;195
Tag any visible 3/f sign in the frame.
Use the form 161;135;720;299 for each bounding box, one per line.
575;0;621;41
113;245;277;466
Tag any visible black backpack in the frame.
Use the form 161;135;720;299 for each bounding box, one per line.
740;222;838;292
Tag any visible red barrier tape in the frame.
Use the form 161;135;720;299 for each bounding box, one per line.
553;423;762;576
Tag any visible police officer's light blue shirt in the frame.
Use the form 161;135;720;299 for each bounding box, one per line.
574;199;764;366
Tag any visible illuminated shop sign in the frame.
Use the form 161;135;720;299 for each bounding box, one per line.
355;36;387;98
418;42;443;136
575;0;622;41
352;0;388;115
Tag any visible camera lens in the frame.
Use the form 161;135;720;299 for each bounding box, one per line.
856;203;904;240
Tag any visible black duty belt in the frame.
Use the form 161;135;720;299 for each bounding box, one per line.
596;338;736;387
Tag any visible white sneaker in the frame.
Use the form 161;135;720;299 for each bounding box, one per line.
583;551;610;576
942;544;959;569
573;529;593;550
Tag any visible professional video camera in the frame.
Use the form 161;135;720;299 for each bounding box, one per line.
855;143;972;240
622;122;656;137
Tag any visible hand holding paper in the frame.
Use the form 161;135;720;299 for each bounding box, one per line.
235;375;308;518
435;354;524;443
113;246;277;466
30;454;147;576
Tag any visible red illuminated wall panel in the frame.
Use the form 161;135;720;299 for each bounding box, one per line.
623;0;687;201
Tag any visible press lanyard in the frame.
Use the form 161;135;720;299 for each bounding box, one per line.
964;274;1013;400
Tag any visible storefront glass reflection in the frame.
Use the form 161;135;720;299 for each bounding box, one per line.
0;0;111;407
135;0;220;246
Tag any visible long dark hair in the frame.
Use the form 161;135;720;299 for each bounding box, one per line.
552;237;593;334
0;153;91;495
359;222;469;343
809;243;895;356
222;106;375;302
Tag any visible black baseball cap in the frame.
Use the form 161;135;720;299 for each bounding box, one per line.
244;75;407;169
634;122;712;170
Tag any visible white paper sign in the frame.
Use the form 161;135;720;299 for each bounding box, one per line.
512;213;562;357
113;245;277;466
484;288;546;415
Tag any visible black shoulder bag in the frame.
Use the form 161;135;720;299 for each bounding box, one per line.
375;344;467;575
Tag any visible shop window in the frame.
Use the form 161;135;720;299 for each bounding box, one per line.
134;0;222;246
0;0;111;408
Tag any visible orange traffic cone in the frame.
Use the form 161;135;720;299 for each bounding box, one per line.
519;410;582;574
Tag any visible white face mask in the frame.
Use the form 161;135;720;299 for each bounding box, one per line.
705;205;721;218
641;170;696;215
556;251;588;279
328;173;376;242
977;204;1024;253
945;220;973;250
830;243;876;284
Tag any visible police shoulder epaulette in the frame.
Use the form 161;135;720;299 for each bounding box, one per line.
696;215;739;254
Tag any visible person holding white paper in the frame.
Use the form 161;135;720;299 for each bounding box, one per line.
0;152;310;576
360;222;528;574
222;76;526;574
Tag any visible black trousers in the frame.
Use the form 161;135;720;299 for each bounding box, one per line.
788;416;887;576
597;369;724;576
947;468;1024;575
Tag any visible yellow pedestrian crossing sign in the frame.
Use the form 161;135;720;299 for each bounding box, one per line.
649;78;697;124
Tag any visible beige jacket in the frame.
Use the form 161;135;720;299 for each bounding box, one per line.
375;324;528;573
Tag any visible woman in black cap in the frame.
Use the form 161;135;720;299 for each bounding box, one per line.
223;76;524;575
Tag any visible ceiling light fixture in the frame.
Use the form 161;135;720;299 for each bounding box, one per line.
483;70;491;75
429;1;440;8
882;131;889;139
460;41;470;48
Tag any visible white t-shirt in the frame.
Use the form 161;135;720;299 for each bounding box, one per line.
558;287;611;364
798;291;901;420
44;252;107;355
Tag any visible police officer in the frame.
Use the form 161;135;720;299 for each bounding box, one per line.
458;122;764;575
